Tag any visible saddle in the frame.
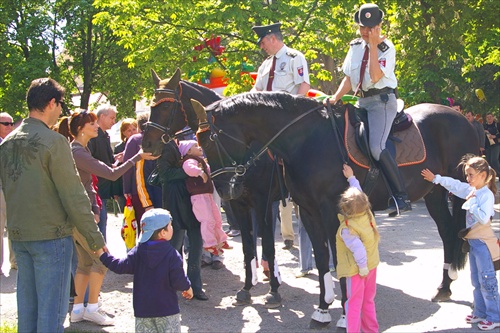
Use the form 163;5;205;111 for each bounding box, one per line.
343;107;426;170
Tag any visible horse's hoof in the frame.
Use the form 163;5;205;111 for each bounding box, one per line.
309;319;330;330
264;292;282;309
233;289;252;306
431;289;452;302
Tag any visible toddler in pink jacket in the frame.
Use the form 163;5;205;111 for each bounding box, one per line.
178;140;231;256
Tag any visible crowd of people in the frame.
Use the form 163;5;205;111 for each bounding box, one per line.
0;2;499;333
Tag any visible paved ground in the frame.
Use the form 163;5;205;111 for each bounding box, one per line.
1;199;499;332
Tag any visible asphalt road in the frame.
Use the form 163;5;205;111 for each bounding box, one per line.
1;198;499;332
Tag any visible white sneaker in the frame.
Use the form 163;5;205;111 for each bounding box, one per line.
83;309;114;326
70;308;85;323
336;314;346;328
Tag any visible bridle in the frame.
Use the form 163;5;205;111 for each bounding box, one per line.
205;103;325;180
145;87;188;144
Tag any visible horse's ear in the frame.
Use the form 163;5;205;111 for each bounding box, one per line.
151;69;161;88
191;98;208;123
165;68;181;89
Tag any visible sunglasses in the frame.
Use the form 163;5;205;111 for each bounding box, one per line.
0;122;14;126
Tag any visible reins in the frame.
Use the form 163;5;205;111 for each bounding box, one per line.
208;103;325;179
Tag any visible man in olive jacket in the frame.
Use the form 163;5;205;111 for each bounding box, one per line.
0;78;106;333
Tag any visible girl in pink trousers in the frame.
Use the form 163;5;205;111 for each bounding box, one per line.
178;140;231;256
336;164;380;333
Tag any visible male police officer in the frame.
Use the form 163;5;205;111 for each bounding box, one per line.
252;22;310;95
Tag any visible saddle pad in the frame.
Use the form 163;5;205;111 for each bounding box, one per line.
344;110;426;169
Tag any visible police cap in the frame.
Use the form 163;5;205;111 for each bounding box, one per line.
252;22;282;45
354;3;384;27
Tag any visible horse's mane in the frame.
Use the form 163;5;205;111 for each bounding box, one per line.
211;91;322;116
180;80;222;103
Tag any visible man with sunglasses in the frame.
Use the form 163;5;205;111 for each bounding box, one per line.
0;78;106;332
0;112;17;276
0;112;15;141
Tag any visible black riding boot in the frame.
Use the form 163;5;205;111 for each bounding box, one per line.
378;149;411;216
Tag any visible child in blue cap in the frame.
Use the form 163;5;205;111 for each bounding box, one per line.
97;208;193;332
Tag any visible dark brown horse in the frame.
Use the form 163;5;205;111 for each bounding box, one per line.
142;69;285;308
188;91;478;328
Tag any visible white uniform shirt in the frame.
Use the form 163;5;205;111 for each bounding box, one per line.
254;45;310;94
342;38;397;92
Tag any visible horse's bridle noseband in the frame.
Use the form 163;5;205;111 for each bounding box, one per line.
145;88;183;144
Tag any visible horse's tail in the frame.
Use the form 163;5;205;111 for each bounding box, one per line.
451;196;468;270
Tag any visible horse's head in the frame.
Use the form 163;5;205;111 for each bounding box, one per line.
142;68;188;156
192;99;248;200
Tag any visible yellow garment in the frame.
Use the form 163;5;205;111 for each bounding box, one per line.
336;212;380;278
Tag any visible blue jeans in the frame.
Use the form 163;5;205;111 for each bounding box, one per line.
98;199;108;241
298;218;314;272
469;239;500;322
298;217;334;272
13;236;73;333
170;228;203;295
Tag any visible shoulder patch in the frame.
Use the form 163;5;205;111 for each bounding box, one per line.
286;51;297;58
377;41;389;52
350;38;363;46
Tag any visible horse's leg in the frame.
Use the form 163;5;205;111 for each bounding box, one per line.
300;207;333;329
259;198;282;308
230;200;256;305
424;187;464;302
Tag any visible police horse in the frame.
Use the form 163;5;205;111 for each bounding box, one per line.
186;91;479;328
142;69;285;308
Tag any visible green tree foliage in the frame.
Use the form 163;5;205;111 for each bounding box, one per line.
1;0;498;120
0;0;58;119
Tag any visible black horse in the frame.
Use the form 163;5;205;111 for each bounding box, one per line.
189;91;479;327
142;69;285;308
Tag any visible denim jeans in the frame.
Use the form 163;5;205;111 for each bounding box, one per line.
298;218;334;272
170;227;203;295
98;198;108;241
13;236;73;333
298;218;314;272
469;239;500;322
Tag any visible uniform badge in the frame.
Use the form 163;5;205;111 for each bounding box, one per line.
298;66;304;76
379;58;386;67
279;62;286;71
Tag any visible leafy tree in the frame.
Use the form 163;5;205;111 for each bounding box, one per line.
0;0;59;119
57;0;145;117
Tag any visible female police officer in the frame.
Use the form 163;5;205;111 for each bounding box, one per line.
326;3;411;216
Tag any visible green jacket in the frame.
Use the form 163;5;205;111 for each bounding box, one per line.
0;117;105;250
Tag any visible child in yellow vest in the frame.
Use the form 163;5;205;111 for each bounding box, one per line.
336;164;380;333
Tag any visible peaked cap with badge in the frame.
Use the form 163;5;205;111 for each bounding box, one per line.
252;22;282;44
354;3;384;27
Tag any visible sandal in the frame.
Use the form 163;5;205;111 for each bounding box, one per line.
220;241;233;250
466;314;485;324
477;320;500;331
205;246;221;257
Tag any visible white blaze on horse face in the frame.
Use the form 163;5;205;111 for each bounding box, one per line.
323;273;336;304
251;258;258;286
